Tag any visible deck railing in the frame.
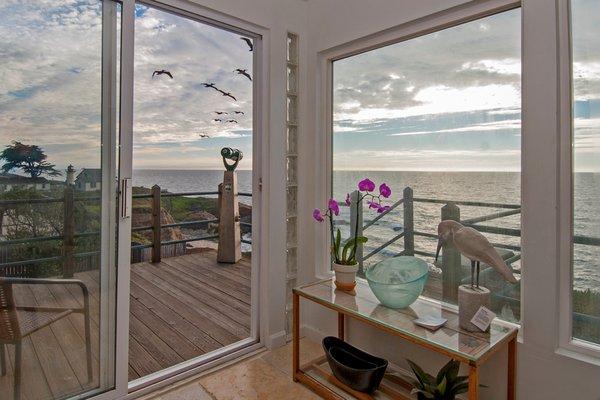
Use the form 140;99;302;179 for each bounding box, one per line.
0;184;252;277
350;186;600;303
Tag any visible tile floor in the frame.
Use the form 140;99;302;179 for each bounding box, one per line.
143;338;324;400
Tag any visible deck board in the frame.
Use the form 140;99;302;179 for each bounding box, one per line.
0;250;251;398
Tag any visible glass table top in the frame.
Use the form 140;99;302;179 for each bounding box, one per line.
294;279;518;363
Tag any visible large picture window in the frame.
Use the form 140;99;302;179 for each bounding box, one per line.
571;0;600;345
332;8;522;321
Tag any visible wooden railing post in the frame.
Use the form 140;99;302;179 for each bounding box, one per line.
62;186;75;278
403;187;414;256
151;184;161;263
349;190;364;273
441;202;461;303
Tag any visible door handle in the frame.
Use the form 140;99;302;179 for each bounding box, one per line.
121;178;132;219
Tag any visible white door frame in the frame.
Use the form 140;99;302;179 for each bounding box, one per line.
70;1;134;399
92;0;270;398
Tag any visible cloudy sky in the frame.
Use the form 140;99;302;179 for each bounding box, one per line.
0;0;253;173
132;4;253;170
333;3;600;172
0;2;599;175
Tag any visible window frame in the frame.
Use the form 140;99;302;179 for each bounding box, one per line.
314;0;600;363
315;0;522;278
556;0;600;360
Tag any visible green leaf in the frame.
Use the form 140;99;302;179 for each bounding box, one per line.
436;376;447;395
411;389;434;399
407;359;435;386
335;228;341;259
435;360;451;383
342;235;367;262
451;382;469;395
394;372;422;390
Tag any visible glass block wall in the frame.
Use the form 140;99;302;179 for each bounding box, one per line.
285;32;299;335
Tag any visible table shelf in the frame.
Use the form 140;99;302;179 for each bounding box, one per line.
293;278;517;400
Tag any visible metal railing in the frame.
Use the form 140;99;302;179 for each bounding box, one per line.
350;186;600;304
0;184;252;277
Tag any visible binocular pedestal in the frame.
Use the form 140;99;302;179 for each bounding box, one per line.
217;170;242;263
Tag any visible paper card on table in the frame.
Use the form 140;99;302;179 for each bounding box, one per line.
471;306;496;332
413;315;447;331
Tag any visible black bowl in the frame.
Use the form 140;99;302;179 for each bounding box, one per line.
322;336;388;393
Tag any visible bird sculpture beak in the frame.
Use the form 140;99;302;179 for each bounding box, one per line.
435;238;443;263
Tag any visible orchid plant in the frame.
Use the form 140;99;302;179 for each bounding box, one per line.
313;178;392;266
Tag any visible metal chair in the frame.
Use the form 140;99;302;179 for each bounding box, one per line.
0;277;92;400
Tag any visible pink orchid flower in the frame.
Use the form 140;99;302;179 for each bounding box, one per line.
377;205;391;214
379;183;391;198
328;198;340;216
358;178;375;192
367;200;380;210
312;208;324;222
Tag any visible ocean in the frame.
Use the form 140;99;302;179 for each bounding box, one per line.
133;169;600;292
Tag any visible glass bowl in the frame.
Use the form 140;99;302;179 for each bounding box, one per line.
365;256;429;309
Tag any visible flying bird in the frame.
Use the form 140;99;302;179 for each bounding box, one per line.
226;119;238;123
435;220;517;289
233;111;245;115
152;70;173;79
214;111;228;115
199;133;210;138
240;37;253;51
218;90;237;101
234;68;252;81
201;82;220;92
214;118;223;122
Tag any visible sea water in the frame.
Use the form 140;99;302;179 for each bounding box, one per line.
132;169;600;292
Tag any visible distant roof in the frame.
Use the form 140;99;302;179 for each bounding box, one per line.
75;168;102;182
0;173;51;184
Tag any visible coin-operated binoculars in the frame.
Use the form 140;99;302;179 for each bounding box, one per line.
217;148;244;263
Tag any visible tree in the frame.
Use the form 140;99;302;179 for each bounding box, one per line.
0;141;61;178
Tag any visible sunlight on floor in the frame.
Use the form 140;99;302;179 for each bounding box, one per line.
142;338;323;400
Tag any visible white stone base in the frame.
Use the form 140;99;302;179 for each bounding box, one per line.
458;284;491;332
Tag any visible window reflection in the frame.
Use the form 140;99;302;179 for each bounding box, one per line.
332;9;522;323
571;0;600;345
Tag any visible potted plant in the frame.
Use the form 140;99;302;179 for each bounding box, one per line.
313;178;392;292
402;359;470;400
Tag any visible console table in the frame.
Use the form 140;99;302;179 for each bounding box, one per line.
293;279;518;400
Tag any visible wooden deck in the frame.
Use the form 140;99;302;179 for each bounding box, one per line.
0;250;251;400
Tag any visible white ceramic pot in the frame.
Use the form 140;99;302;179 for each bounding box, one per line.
333;262;359;292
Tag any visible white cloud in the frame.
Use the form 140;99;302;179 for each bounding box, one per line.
389;119;521;137
0;1;253;171
335;84;521;123
461;59;520;75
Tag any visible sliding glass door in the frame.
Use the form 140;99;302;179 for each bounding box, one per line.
128;2;258;384
1;1;259;397
0;1;124;399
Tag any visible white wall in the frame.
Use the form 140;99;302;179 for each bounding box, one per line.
298;1;600;400
146;1;600;398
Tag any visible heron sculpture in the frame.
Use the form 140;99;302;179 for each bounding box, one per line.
435;220;517;290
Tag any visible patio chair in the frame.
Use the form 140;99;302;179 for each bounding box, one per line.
0;277;92;400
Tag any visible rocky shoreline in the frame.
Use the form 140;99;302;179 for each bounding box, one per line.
131;186;252;253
